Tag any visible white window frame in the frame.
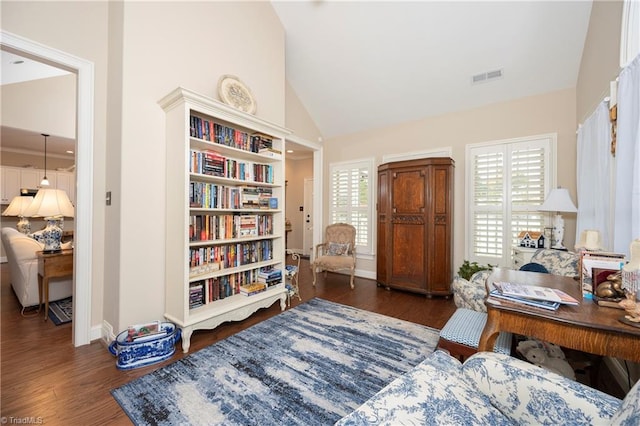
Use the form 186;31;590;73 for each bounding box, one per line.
465;134;557;267
329;157;375;257
620;0;640;68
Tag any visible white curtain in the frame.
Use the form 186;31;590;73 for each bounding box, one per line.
576;101;612;249
614;53;640;256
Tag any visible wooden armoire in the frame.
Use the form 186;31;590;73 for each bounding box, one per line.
377;157;454;297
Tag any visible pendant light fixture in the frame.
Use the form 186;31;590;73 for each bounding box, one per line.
40;133;50;187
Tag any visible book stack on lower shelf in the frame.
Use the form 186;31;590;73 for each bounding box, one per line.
257;267;282;287
487;281;580;311
239;282;267;296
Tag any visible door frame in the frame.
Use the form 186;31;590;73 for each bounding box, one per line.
2;30;94;347
285;135;323;261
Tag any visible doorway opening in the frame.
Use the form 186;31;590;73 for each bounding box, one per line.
1;30;94;346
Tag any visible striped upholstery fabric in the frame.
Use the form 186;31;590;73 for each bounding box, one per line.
440;308;511;355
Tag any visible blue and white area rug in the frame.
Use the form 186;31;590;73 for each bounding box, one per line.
111;298;439;425
48;297;72;325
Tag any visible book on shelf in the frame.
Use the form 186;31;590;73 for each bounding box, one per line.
239;282;267;296
487;289;561;311
258;147;282;158
493;281;579;305
251;133;273;150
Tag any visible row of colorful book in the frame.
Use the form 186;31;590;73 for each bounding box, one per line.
189;213;273;241
189;266;282;308
189;240;273;271
189;182;274;210
189;115;273;153
190;149;274;184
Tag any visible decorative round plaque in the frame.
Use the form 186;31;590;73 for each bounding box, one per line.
217;75;257;114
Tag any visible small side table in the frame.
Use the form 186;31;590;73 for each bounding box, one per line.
37;249;74;321
285;250;302;307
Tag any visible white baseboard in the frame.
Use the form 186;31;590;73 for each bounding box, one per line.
604;356;631;393
91;324;103;342
101;320;116;344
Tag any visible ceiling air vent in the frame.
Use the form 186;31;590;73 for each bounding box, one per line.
471;69;503;85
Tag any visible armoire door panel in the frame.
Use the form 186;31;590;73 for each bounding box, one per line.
392;170;425;214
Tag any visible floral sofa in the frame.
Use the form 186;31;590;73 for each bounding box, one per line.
337;350;640;425
452;249;580;312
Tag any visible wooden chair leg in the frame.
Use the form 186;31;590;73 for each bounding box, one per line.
312;266;317;286
349;270;355;289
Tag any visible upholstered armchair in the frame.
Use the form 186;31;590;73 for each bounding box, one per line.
451;249;580;312
312;223;356;289
451;269;493;313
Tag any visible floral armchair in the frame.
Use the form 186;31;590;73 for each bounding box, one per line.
312;223;356;289
452;249;580;312
337;350;640;425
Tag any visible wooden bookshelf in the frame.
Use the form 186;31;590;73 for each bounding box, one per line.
159;87;289;352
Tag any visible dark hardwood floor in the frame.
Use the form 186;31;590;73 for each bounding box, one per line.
0;258;457;425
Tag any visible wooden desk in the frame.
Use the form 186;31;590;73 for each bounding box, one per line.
478;268;640;363
37;249;74;321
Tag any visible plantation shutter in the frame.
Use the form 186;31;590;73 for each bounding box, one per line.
330;160;373;253
471;149;505;260
468;136;553;266
510;144;547;247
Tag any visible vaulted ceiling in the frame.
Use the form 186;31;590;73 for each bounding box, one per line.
272;1;593;139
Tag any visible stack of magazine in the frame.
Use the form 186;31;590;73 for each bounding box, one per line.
488;281;580;311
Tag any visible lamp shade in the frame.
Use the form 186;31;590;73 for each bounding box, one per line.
23;188;74;218
2;196;34;216
539;188;577;213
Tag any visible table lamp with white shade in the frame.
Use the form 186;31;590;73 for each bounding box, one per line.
23;188;75;253
539;187;577;250
2;195;34;234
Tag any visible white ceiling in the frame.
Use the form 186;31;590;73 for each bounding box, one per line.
1;50;75;157
1;1;593;157
271;0;593;139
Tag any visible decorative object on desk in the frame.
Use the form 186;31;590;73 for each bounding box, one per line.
619;292;640;325
39;133;51;186
217;74;256;114
622;238;640;300
538;187;577;250
23;188;74;253
575;229;604;251
48;296;72;325
580;251;626;298
111;298;439;425
518;230;545;248
593;269;625;301
2;195;34;234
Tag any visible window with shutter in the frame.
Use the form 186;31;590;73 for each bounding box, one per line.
466;135;555;266
329;159;374;255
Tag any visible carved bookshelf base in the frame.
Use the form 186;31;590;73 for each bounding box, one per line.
166;287;287;353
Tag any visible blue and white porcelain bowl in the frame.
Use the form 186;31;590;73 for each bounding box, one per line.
109;322;181;370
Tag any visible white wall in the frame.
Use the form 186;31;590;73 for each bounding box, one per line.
323;88;577;277
113;2;286;329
